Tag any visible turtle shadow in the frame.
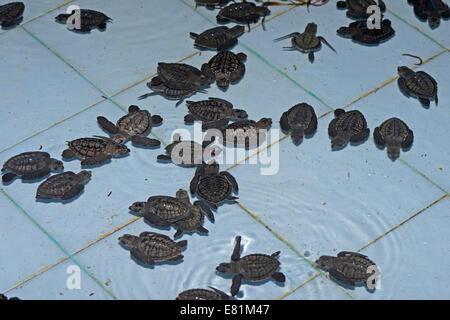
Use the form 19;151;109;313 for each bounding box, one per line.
35;189;85;204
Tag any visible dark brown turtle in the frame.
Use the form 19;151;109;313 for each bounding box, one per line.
36;170;91;201
216;1;271;31
55;9;112;32
374;117;414;159
408;0;450;28
118;232;187;266
337;19;395;45
176;287;230;300
220;118;272;148
190;25;245;51
397;66;438;107
328;109;370;149
0;2;24;28
184;97;248;129
216;236;286;296
129;189;214;238
280;103;318;143
97;105;162;147
61;137;130;166
0;294;20;300
336;0;386;19
274;22;336;63
2;152;63;184
316;251;379;288
190;161;238;209
195;0;233;9
202;51;247;89
157;63;212;89
157;134;221;166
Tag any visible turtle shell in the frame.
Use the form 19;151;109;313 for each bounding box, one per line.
176;288;229;300
117;109;152;137
334;110;367;135
146;196;192;223
68;138;108;158
332;252;376;283
136;233;184;262
36;171;90;200
192;26;241;50
217;2;270;22
197;175;234;204
0;2;24;24
399;68;438;100
3;152;52;176
206;51;246;88
77;9;111;28
157;63;209;88
186;98;233;122
172;207;205;234
237;254;281;281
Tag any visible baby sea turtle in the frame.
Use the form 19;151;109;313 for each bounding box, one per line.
374;118;414;159
36;170;91;201
397;66;438;107
316;251;379;287
216;1;271;31
408;0;450;28
220;118;272;148
195;0;233;9
337;19;395;45
157;63;212;88
62;137;130;166
328;109;370;149
184;97;248;129
190;161;238;209
176;287;230;300
2;152;63;184
216;236;286;296
0;2;24;28
129;189;214;238
55;9;112;32
202;51;247;89
336;0;386;19
157;134;221;166
190;25;245;51
97;105;162;147
280;103;318;144
119;232;187;266
274;22;336;63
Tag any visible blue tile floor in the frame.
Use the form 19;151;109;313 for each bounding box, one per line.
0;0;449;300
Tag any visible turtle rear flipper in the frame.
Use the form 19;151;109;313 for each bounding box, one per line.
97;116;119;134
196;225;209;234
174;229;184;239
157;154;172;161
336;1;347;9
272;272;286;283
131;136;161;147
2;172;17;183
194;200;215;223
231;236;242;261
130;248;155;265
21;168;51;181
62;184;84;200
329;268;354;286
231;274;243;296
81;154;112;166
184;114;196;123
221;171;238;192
279;111;290;132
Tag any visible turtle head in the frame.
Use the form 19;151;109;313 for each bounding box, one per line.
55;13;70;23
129;202;146;215
108;141;130;156
257;5;271;16
111;134;128;145
229;25;245;37
256;118;273;129
176;189;190;204
315;255;336;269
216;75;230;89
397;66;413;78
331;135;348;149
216;262;236;274
305;22;318;35
118;234;139;248
428;15;440;29
204;161;219;175
50;159;64;171
231;109;248;120
387;144;401;159
291;125;305;144
76;170;92;183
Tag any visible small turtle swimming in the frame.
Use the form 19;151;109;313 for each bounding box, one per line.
216;235;286;296
184;97;248;129
176;287;230;300
119;232;187;266
129;189;214;238
408;0;450;28
190;161;238;209
280;103;318;143
202;51;247;89
62;137;130;166
195;0;233;9
336;0;386;19
328;109;370;149
397;66;438;107
274;22;336;63
190;25;245;51
316;251;379;288
36;170;91;201
374;118;414;159
337;19;395;44
219;118;272;148
0;2;24;28
97;105;162;147
2;152;63;184
55;9;112;32
216;1;271;31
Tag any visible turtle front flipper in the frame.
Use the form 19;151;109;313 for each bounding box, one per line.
194;200;215;223
221;171;238;192
97;22;107;30
231;236;242;261
131;136;161;148
2;172;17;183
318;36;337;53
418;97;430;107
130;248;155;265
329;268;355;286
61;184;84;201
271;272;286;283
373;127;385;146
231;274;243;296
397;77;410;97
196;225;209;235
21;168;51;181
174;229;184;239
273;32;299;42
279;111;290;132
401;129;414;149
327;119;338;137
97;116;119;134
81;154;112;166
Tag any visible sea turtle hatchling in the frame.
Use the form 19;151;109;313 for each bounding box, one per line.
337;19;395;45
190;161;238;209
408;0;450;28
397;66;438;107
374;118;414;159
190;25;245;51
119;232;187;266
129;189;214;238
280;103;318;143
219;118;272;148
0;2;24;28
36;170;91;201
176;287;230;300
328;109;370;149
216;1;271;31
2;152;63;184
157;63;212;89
62;137;130;166
336;0;386;19
274;22;336;63
316;251;379;288
55;9;112;32
97;105;162;147
184;97;248;129
195;0;233;9
202;51;247;89
216;235;286;296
